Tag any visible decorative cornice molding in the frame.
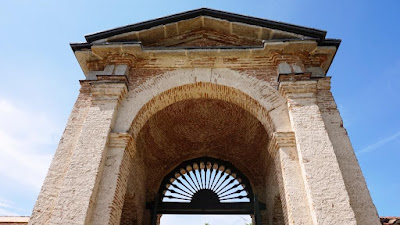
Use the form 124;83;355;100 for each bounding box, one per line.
83;64;130;80
278;79;318;98
268;132;296;157
316;77;332;90
78;64;130;101
78;80;128;103
278;73;312;82
108;132;136;158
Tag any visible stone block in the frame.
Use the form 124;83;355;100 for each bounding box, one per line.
291;64;303;73
104;65;115;75
232;22;260;39
115;65;129;76
278;62;292;74
306;67;325;77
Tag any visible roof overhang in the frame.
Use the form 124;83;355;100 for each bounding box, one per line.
71;8;340;52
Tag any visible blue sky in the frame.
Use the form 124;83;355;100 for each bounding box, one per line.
0;0;399;222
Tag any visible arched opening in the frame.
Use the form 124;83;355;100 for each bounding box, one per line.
156;156;260;210
155;157;263;225
120;98;276;225
116;69;292;225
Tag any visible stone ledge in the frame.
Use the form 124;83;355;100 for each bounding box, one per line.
0;215;397;224
267;132;296;157
0;216;29;224
381;217;400;225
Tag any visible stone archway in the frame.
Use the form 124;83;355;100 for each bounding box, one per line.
112;68;292;137
111;69;296;225
124;98;271;225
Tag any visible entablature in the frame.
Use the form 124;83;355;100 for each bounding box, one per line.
75;41;336;80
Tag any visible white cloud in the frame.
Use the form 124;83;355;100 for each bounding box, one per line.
0;206;18;216
0;198;24;216
0;98;62;216
0;98;62;214
357;130;400;155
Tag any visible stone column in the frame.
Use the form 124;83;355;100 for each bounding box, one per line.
45;75;127;225
279;77;357;225
269;132;313;225
91;133;135;225
316;78;380;224
29;84;92;225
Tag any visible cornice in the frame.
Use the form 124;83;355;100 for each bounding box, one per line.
268;132;296;157
108;132;136;158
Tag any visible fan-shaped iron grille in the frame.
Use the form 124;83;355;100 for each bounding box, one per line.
159;157;253;204
150;157;265;225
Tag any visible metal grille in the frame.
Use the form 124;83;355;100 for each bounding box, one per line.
150;157;265;225
160;157;252;204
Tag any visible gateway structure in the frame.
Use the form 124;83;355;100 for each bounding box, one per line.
29;8;380;225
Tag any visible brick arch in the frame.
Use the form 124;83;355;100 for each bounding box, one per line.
113;68;291;138
116;68;291;225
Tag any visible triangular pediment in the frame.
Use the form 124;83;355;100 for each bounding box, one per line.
146;29;261;47
103;16;308;48
72;8;339;51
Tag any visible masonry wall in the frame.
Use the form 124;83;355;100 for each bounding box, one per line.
264;163;283;225
29;86;92;224
317;78;381;224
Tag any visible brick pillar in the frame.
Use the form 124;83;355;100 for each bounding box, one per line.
91;133;135;225
279;78;357;224
29;75;128;225
269;132;313;225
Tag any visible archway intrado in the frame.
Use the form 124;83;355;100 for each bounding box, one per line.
121;97;280;225
117;70;291;225
113;68;291;139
